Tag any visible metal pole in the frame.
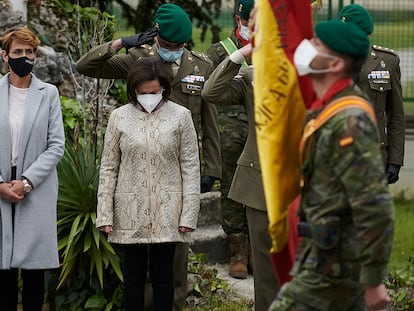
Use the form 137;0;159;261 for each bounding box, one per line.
328;0;333;19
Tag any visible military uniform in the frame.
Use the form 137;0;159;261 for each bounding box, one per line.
206;31;249;235
358;45;405;167
202;57;279;311
269;85;395;311
205;31;252;280
76;42;220;311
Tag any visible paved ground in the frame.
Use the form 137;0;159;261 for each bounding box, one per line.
213;264;255;301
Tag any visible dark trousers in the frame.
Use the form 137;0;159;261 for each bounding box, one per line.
246;207;280;311
122;243;176;311
144;242;189;311
0;269;45;311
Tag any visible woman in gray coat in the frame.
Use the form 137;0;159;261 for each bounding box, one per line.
96;58;200;310
0;27;65;310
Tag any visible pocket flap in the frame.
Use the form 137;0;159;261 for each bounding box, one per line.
311;216;340;250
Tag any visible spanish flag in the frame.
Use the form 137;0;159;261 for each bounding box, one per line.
252;0;314;284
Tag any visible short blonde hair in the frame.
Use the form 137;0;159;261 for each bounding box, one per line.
2;27;41;53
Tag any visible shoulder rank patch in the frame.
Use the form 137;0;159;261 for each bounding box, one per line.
191;51;212;63
141;44;152;50
372;44;397;55
339;136;354;147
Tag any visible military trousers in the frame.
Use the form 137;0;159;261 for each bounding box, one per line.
218;109;249;235
246;207;279;311
268;271;366;311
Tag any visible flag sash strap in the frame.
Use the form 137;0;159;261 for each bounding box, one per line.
299;95;377;166
219;37;248;67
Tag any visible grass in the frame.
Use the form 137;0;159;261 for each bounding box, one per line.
371;21;414;50
389;198;414;272
387;197;414;310
192;25;233;53
402;81;414;108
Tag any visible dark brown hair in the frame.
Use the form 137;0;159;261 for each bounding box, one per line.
126;58;171;104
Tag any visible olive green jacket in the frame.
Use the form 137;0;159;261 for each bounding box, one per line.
76;42;222;179
358;45;405;167
202;57;266;211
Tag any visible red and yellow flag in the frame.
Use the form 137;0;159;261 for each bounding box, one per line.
252;0;314;283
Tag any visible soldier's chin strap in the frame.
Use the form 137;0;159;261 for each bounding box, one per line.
299;95;377;187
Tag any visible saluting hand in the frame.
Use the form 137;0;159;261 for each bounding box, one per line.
239;43;253;59
121;28;158;50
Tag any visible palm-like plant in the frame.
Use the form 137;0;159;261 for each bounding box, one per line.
57;143;123;290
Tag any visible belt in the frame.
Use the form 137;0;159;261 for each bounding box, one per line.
297;221;312;238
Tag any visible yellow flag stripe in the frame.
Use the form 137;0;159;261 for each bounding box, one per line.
253;0;306;253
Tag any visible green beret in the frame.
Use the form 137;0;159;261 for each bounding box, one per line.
338;4;374;35
315;20;370;58
154;3;192;44
236;0;253;21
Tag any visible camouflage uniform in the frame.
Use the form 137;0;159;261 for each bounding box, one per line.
76;42;220;311
206;31;249;236
269;85;395;310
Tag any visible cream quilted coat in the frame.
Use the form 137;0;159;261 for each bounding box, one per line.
96;101;200;244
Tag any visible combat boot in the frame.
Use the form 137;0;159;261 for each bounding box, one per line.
227;233;249;279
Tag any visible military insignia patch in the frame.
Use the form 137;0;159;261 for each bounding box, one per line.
194;65;200;75
368;70;390;80
339;136;354;147
380;60;386;68
181;75;205;83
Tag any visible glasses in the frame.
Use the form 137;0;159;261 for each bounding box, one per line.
9;48;36;58
156;35;185;51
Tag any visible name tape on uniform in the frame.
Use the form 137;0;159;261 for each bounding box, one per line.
181;75;205;83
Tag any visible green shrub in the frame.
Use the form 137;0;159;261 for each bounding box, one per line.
50;143;123;310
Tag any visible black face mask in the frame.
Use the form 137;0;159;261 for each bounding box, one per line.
8;56;34;77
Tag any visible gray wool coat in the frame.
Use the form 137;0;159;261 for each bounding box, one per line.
0;73;65;269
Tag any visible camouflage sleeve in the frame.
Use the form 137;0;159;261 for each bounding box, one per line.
75;42;142;79
206;42;229;68
329;109;395;285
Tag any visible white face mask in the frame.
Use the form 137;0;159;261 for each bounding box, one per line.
293;39;337;76
239;23;250;41
136;93;163;113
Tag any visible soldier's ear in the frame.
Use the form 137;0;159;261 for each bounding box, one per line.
330;56;346;74
235;15;241;25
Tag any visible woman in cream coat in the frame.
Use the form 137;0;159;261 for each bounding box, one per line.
96;58;200;311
